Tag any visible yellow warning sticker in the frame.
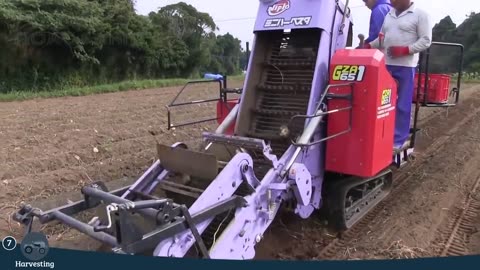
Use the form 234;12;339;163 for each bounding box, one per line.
381;89;392;106
377;89;395;119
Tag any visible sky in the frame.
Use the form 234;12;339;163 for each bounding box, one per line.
134;0;479;49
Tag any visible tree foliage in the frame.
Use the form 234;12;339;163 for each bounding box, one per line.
430;12;480;73
0;0;246;92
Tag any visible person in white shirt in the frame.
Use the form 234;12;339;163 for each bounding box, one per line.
365;0;433;151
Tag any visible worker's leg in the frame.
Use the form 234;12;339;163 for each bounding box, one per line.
386;65;415;148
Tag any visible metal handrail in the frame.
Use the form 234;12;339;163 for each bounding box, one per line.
282;82;354;176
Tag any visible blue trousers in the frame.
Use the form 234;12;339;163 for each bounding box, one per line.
386;65;416;147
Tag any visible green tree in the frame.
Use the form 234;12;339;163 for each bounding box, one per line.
149;2;218;77
430;12;480;73
0;0;245;92
206;33;243;75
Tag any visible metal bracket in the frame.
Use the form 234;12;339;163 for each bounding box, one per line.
241;164;261;191
179;206;210;259
338;0;351;35
289;163;312;207
202;132;279;168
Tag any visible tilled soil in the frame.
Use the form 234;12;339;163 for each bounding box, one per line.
0;80;242;249
1;81;480;260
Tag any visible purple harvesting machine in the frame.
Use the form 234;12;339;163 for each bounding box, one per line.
12;0;465;260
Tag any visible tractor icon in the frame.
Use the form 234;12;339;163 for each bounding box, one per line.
23;241;47;255
19;232;49;260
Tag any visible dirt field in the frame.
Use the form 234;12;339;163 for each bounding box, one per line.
1;79;480;260
0;80;237;249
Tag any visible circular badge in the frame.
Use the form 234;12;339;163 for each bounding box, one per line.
20;232;49;261
2;236;17;251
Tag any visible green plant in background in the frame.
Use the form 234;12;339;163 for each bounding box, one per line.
0;74;246;102
0;1;478;100
0;0;248;95
450;72;480;83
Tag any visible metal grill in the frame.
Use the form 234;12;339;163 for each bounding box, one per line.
249;29;320;171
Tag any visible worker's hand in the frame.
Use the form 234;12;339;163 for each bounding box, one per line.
387;46;410;58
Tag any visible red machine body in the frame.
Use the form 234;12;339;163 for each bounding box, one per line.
413;73;450;104
216;99;239;135
325;49;398;178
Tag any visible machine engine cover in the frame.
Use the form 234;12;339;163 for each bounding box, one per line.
325;49;397;178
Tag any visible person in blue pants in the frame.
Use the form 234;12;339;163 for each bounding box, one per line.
365;0;432;151
361;0;392;47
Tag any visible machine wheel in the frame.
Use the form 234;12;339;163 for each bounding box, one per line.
324;169;393;231
24;246;33;254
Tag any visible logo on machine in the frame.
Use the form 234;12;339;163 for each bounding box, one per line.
264;16;311;27
378;88;395;119
381;89;392;105
332;65;366;82
267;0;290;16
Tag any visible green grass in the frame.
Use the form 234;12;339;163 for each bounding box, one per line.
0;74;246;102
451;72;480;84
462;79;480;83
1;72;477;102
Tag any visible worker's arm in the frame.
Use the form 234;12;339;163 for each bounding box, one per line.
365;17;387;49
408;11;433;54
364;8;388;44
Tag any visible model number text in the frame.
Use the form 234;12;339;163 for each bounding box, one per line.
332;65;366;82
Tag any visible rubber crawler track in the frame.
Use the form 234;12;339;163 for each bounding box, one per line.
432;176;480;257
316;105;480;260
317;167;421;259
